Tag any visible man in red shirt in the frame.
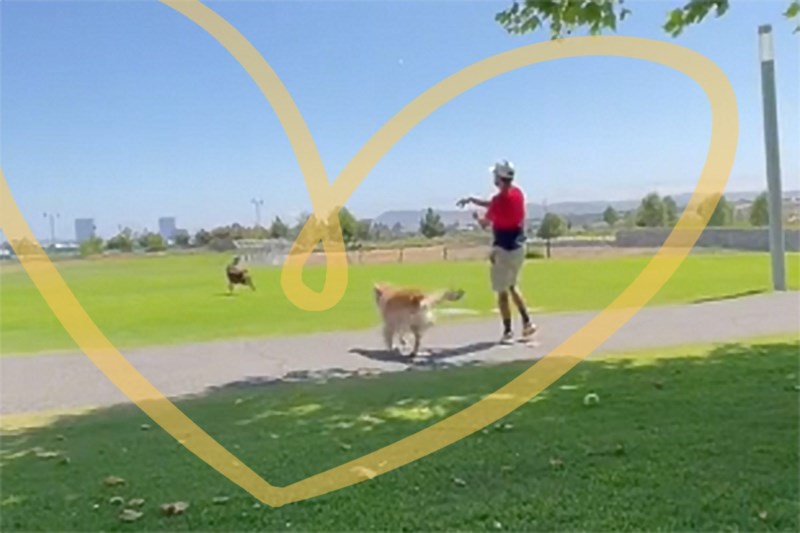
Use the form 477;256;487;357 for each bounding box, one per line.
457;160;536;342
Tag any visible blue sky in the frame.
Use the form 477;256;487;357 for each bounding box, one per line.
2;0;798;240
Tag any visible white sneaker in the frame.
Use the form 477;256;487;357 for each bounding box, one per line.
521;321;538;339
500;331;514;344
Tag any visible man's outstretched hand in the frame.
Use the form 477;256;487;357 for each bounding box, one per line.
456;197;472;208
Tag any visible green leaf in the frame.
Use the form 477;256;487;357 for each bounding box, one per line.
563;4;581;24
604;12;618;31
583;2;603;23
664;8;685;36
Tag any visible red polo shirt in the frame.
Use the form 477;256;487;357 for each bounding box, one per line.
486;185;526;230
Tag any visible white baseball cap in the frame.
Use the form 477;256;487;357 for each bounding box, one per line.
490;160;515;179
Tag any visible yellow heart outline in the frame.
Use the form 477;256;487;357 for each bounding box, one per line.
0;0;736;507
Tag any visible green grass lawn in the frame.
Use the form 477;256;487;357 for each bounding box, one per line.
1;252;799;355
1;337;797;531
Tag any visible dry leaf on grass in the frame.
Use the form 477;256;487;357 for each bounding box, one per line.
118;509;143;523
140;424;151;431
1;495;25;506
35;450;61;459
160;501;189;516
128;498;145;508
549;457;565;470
212;496;230;505
452;477;467;487
103;475;126;487
109;496;125;506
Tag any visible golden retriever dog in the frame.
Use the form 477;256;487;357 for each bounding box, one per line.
373;283;465;357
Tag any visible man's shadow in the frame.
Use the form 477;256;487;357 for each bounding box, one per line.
349;340;498;364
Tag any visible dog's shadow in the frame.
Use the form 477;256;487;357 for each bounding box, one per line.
349;341;498;364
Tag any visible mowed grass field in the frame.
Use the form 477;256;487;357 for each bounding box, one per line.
1;252;799;355
0;338;797;531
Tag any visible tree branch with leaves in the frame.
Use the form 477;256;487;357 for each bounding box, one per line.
496;0;800;39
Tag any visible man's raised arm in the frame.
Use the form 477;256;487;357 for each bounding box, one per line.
456;196;491;209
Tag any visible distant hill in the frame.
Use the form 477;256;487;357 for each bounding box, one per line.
373;190;799;231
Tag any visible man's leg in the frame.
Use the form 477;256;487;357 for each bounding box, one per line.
498;290;513;339
507;247;535;336
509;286;536;336
491;248;514;340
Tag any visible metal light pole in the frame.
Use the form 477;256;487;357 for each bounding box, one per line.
42;211;60;245
251;198;264;227
758;24;786;291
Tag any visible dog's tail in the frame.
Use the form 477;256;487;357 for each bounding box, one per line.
422;288;465;308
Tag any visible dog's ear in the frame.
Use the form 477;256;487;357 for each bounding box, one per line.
410;293;426;307
373;283;385;301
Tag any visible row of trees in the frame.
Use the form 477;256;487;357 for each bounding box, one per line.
82;230;168;256
1;230;169;258
103;229;169;253
56;206;425;258
533;191;774;259
11;192;773;258
188;207;450;251
601;192;771;229
188;207;411;252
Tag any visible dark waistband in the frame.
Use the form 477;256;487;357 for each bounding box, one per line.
492;227;525;251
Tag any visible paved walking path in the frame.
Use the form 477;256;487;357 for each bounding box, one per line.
1;292;798;416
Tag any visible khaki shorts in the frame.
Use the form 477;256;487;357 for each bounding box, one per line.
490;246;525;292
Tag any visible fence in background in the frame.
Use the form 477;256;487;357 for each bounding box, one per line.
615;228;800;252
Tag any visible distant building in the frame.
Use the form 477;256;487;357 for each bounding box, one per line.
158;217;177;241
74;218;96;243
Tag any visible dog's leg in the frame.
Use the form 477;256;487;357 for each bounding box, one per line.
409;326;422;357
382;324;394;352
